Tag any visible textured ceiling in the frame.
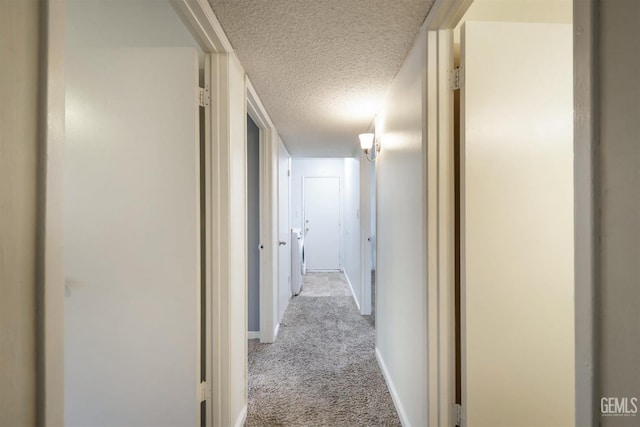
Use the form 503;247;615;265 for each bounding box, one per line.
208;0;435;157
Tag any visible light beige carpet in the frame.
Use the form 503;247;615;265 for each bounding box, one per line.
246;272;400;426
299;271;352;297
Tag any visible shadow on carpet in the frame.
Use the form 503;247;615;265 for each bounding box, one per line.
246;296;401;427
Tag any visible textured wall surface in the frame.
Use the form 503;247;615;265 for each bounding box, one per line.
0;1;40;425
208;0;435;157
599;1;640;425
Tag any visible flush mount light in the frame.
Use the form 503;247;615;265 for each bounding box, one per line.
359;132;380;162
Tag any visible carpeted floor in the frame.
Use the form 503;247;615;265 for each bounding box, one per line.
246;272;400;427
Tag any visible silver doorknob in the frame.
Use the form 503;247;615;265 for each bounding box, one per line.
279;241;287;246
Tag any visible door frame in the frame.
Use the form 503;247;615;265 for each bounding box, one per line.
359;152;373;316
38;1;66;424
276;140;292;320
247;79;280;344
302;175;342;271
421;0;597;425
42;0;279;425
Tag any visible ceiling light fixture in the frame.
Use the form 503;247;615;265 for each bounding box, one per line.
359;132;380;162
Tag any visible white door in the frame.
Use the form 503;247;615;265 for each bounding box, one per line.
303;177;340;270
460;22;574;426
277;142;291;320
65;48;201;426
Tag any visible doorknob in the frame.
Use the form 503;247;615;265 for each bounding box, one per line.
279;241;287;246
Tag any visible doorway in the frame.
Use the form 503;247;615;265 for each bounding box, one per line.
303;177;341;271
451;2;575;425
369;161;377;324
247;115;261;337
63;1;208;425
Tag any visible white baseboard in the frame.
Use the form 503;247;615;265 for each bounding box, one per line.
342;269;361;311
248;331;261;340
233;404;247;427
376;348;410;427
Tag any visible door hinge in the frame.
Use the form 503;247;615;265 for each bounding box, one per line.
454;403;463;427
200;381;209;402
449;67;462;91
288;169;291;177
199;87;210;107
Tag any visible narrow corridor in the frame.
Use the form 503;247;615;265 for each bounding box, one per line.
246;272;399;426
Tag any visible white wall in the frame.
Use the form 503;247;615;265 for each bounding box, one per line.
375;33;428;426
66;0;205;61
599;0;640;424
0;2;40;425
456;0;571;28
452;0;572;61
343;158;361;307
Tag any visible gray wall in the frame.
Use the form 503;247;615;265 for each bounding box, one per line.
0;1;41;425
247;115;260;332
599;0;640;424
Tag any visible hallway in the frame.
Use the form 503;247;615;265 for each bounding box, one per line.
5;0;633;425
246;273;399;426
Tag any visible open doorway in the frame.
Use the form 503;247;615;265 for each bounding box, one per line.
359;152;375;324
369;160;376;326
63;1;209;425
247;115;261;340
289;158;362;305
450;1;575;425
245;82;283;345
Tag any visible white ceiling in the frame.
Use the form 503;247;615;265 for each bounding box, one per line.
208;0;435;157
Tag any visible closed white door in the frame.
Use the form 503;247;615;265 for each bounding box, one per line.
277;143;291;319
460;21;574;426
65;48;200;426
303;177;340;270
